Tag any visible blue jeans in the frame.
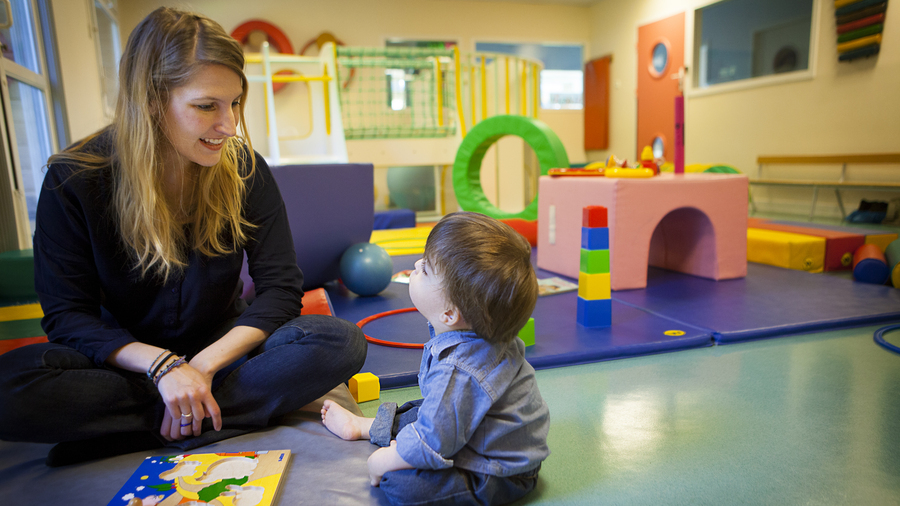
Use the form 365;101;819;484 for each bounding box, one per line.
371;400;541;506
0;314;366;450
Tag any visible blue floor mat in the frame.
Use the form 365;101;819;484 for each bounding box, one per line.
612;263;900;343
327;255;714;389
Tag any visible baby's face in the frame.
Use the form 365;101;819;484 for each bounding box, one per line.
408;257;450;328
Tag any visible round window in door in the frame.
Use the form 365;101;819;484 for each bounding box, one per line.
652;136;665;159
649;40;670;78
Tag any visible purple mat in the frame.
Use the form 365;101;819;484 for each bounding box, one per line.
271;163;374;289
612;263;900;343
327;255;714;389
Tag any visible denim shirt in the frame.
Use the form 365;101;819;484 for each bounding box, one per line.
395;324;550;477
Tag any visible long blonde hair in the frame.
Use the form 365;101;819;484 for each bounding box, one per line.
49;7;254;282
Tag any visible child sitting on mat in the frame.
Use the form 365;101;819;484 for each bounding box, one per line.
322;211;550;505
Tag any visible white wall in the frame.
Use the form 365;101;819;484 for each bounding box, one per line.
51;0;108;142
588;0;900;217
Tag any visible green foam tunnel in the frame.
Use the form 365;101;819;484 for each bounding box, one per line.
452;115;569;221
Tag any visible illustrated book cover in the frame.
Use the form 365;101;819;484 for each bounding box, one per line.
107;449;291;506
538;276;578;296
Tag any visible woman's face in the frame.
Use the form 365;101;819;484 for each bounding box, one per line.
161;64;243;170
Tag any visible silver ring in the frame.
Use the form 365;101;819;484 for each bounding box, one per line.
181;413;193;419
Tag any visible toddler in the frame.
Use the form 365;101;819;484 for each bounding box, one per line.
322;211;550;505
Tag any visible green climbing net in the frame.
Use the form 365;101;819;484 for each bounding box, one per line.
336;46;457;140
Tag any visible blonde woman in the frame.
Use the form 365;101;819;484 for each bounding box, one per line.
0;7;365;466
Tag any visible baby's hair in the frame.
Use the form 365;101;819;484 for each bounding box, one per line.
424;212;537;343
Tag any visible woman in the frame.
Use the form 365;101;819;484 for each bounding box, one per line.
0;7;366;466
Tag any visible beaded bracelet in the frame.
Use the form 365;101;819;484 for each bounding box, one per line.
148;351;175;380
153;356;186;386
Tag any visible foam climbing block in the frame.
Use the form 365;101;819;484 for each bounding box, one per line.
348;372;380;403
373;209;416;230
0;336;48;356
578;272;611;300
501;219;538;247
576;297;612;328
0;303;42;322
0;249;37;304
747;222;864;271
0;319;44;341
747;228;825;273
518;317;535;347
885;239;900;288
271;163;374;289
369;226;431;256
852;244;889;284
453;115;568;221
764;220;898;253
580;249;610;274
538;173;748;290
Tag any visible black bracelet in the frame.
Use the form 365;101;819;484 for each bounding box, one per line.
153;356;186;386
146;349;169;379
149;351;175;380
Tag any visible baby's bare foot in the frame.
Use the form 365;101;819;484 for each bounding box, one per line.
321;399;368;441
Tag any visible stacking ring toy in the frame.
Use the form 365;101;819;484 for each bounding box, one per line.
356;307;425;349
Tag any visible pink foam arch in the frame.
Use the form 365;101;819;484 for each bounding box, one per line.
537;172;748;290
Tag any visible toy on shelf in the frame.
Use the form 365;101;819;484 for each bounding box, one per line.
349;372;380;403
577;206;612;328
604;153;655;178
548;167;604;177
639;145;660;175
605;167;655;178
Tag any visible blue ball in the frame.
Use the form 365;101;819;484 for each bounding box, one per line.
339;242;393;296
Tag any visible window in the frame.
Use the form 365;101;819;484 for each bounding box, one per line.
694;0;814;89
475;42;583;110
0;0;59;248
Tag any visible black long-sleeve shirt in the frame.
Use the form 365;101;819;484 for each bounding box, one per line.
33;133;304;366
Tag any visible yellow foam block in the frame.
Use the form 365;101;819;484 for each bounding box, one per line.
349;372;380;403
0;303;43;322
865;233;899;253
370;226;432;256
577;272;611;300
747;228;825;273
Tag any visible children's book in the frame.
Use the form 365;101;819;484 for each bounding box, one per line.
107;449;291;506
538;276;578;296
391;269;413;284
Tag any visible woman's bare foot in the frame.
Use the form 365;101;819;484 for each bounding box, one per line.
321;399;373;441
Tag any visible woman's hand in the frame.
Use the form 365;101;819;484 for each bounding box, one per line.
156;362;222;441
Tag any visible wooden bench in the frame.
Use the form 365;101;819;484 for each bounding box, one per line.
751;154;900;220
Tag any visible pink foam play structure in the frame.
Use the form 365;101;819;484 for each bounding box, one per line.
537;172;748;290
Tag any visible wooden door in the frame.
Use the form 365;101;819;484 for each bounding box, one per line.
637;12;684;162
